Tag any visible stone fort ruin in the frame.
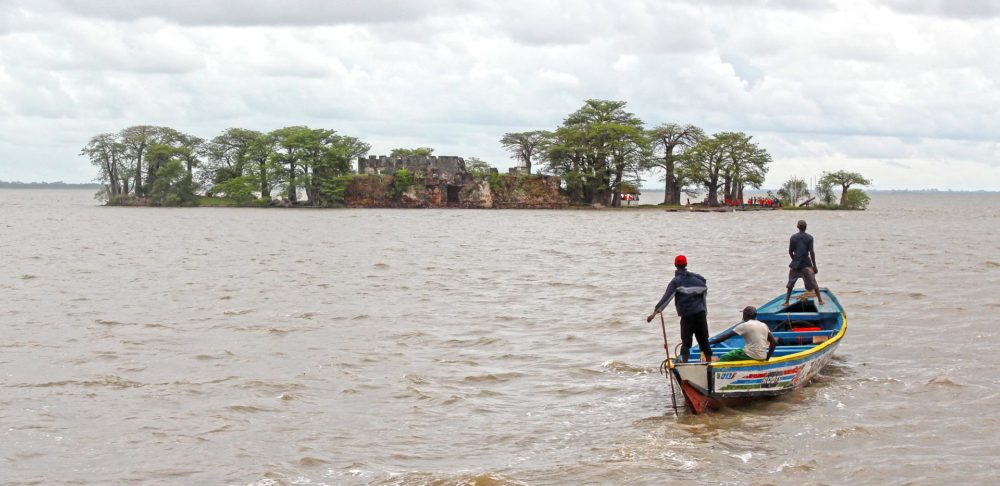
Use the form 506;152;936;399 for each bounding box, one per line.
357;155;469;183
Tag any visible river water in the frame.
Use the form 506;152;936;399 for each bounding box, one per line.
1;189;998;485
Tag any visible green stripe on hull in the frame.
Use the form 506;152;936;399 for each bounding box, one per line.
720;382;794;391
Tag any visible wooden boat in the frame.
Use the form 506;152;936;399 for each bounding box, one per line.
668;288;846;414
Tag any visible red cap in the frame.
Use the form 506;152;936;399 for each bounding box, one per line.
674;255;687;266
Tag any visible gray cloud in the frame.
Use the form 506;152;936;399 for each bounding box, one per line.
48;0;471;26
881;0;1000;19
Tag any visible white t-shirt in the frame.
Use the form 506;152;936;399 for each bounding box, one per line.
733;319;771;360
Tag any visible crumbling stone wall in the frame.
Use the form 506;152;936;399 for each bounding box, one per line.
344;173;566;209
357;155;468;183
490;175;567;209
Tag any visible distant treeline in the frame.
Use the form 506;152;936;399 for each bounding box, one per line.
81;99;782;208
81;98;871;208
82;125;369;206
0;180;101;189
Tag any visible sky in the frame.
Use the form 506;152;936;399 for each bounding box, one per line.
0;0;998;190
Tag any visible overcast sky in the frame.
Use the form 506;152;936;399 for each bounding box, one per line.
1;0;998;189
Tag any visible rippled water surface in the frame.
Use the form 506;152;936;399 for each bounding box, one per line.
2;190;999;485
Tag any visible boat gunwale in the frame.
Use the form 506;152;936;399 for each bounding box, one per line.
707;313;847;368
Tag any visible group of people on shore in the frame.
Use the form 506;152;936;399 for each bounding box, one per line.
723;196;781;207
645;220;822;363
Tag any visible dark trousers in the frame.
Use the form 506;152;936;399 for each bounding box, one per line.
679;311;712;362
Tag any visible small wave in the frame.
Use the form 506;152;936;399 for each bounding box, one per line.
298;456;328;466
19;274;37;280
223;309;253;316
986;260;1000;268
830;425;871;437
95;319;127;326
224;405;273;413
352;314;370;320
17;376;144;389
373;262;389;269
371;472;530;486
926;376;965;388
462;372;525;383
405;374;431;385
777;459;818;473
602;360;652;374
395;386;432;400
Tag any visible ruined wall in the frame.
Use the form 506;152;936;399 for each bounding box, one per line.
344;174;566;209
357;155;467;183
490;175;567;209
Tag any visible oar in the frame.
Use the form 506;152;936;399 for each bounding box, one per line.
658;312;680;415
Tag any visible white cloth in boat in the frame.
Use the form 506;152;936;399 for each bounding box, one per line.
733;319;771;360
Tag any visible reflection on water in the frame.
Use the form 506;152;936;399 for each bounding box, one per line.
1;190;998;484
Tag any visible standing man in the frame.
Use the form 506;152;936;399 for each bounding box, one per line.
646;255;712;363
708;306;778;362
785;219;825;306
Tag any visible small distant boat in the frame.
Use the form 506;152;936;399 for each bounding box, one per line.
667;288;846;414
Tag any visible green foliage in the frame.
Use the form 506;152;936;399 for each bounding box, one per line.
777;177;810;206
149;159;197;206
500;131;548;173
820;170;872;208
212;175;257;204
269;125;370;204
319;175;355;207
816;180;837;205
391;169;415;198
648;123;705;204
465;157;493;180
488;170;502;192
540;99;649;206
844;188;871;210
679;131;771;206
390;147;434;157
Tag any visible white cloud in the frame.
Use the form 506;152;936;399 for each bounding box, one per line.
0;0;997;189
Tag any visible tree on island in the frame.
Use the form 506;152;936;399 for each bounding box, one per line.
464;157;493;179
718;132;770;204
500;131;548;174
149;158;197;207
83;125;203;202
269;126;370;205
390;147;434;157
648;123;704;205
816;179;837;206
678;132;771;206
778;177;811;206
680;136;727;205
82;133;127;197
820;170;872;208
541;99;650;207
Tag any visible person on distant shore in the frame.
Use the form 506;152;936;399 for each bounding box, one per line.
708;306;778;361
646;255;712;363
785;219;825;306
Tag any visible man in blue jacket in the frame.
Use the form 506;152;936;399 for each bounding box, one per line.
646;255;712;363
